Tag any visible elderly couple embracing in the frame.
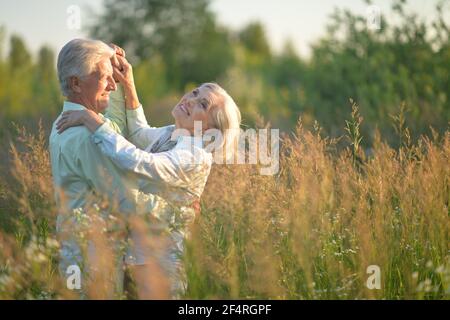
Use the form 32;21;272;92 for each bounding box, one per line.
49;39;241;299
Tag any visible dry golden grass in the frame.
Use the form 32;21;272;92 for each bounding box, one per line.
0;106;448;299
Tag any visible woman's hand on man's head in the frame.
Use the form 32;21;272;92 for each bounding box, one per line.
109;43;126;82
113;55;141;110
112;55;134;87
109;43;125;58
107;43;140;110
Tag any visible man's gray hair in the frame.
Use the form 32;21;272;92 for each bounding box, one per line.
57;39;114;97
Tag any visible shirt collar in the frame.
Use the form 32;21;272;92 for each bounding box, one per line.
62;101;105;120
62;101;88;112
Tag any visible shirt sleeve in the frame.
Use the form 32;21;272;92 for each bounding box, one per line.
91;123;208;189
126;106;169;149
103;84;128;136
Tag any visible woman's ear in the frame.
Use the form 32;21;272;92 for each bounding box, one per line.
69;76;82;93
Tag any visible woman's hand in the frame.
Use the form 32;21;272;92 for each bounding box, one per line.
56;110;87;133
112;55;135;89
108;43;140;109
110;43;126;58
56;109;105;134
113;55;141;110
109;43;126;82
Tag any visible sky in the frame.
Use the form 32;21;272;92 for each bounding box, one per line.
0;0;442;58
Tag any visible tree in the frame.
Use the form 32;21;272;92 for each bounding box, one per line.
36;46;55;82
8;35;32;73
271;41;305;89
0;26;5;61
89;0;233;88
304;0;450;140
33;46;61;115
238;22;271;58
3;35;33;117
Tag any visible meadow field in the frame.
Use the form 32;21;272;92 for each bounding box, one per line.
0;0;449;299
0;103;448;299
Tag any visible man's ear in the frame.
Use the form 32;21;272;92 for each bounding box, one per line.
69;76;82;93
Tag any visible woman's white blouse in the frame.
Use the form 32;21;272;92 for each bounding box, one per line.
90;108;214;265
91;119;212;206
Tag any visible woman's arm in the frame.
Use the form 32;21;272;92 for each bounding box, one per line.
113;55;168;149
113;54;140;111
102;45;129;136
103;84;128;136
125;106;170;150
56;109;105;134
56;111;210;190
91;123;210;189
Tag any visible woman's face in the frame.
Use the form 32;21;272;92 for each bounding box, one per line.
172;85;217;134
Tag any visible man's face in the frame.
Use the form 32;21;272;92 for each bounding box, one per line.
78;57;116;113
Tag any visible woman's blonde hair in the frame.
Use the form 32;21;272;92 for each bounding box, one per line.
201;82;241;162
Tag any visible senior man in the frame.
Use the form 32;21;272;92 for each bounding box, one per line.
49;39;145;297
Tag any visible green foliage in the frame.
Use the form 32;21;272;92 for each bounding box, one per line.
0;0;449;299
0;33;62;121
0;0;448;146
8;35;32;72
345;99;364;166
89;0;234;88
239;22;271;58
303;0;449;140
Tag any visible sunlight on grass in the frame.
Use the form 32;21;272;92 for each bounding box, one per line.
0;104;448;299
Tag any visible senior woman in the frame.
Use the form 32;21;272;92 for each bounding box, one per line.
56;50;241;297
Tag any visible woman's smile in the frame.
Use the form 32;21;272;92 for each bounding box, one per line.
178;103;190;116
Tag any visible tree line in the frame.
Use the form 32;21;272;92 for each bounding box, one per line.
0;0;448;146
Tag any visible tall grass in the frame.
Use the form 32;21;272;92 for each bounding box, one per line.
0;105;448;299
